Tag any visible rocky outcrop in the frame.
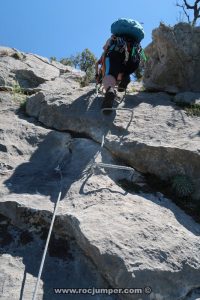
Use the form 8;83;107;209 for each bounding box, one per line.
26;88;200;200
143;23;200;93
1;47;200;300
0;46;84;92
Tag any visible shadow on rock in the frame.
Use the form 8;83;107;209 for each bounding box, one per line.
0;214;116;300
25;88;117;138
4;120;125;203
122;92;174;109
4;131;72;202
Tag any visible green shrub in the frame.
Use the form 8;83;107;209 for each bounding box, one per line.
60;48;97;86
12;80;27;108
176;102;200;117
12;81;22;94
172;175;194;198
185;104;200;116
50;56;57;62
11;52;23;60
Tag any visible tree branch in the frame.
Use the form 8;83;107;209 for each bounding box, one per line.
183;0;195;9
193;0;200;24
176;1;191;22
177;0;200;25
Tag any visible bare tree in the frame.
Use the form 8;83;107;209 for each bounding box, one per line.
176;0;200;26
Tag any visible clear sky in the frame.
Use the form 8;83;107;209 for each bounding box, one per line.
0;0;190;60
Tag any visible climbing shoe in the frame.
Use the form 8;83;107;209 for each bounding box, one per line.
118;75;131;92
101;87;116;115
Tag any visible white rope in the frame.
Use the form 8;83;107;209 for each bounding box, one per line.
101;135;105;148
32;167;62;300
96;84;99;98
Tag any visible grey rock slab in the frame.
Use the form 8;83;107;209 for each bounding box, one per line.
23;53;60;81
34;76;83;96
51;60;86;78
26;88;200;199
0;215;115;300
63;194;200;300
1;92;200;299
0;254;42;300
0;55;27;88
1;136;200;300
0;47;82;90
0;91;121;299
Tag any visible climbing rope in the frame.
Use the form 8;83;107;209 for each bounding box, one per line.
95;83;103;99
96;83;99;98
32;166;63;300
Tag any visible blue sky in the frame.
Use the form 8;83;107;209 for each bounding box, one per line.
0;0;191;60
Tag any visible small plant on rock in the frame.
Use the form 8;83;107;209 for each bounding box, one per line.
185;103;200;116
12;80;27;109
12;80;22;95
175;102;200;117
50;56;57;62
172;175;194;198
11;52;23;60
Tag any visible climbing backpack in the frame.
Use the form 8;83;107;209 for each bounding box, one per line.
111;18;145;43
106;18;147;75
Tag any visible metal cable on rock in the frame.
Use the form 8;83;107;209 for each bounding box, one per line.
32;166;63;300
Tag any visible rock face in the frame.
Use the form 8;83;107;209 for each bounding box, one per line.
26;89;200;200
143;23;200;93
1;47;200;300
0;215;114;300
0;46;84;92
174;92;200;104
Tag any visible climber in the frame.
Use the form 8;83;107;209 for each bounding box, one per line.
95;18;146;114
95;53;104;85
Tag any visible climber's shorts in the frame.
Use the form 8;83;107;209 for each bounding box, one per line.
104;51;125;80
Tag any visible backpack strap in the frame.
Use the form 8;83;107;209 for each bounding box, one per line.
130;43;147;62
140;48;148;62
